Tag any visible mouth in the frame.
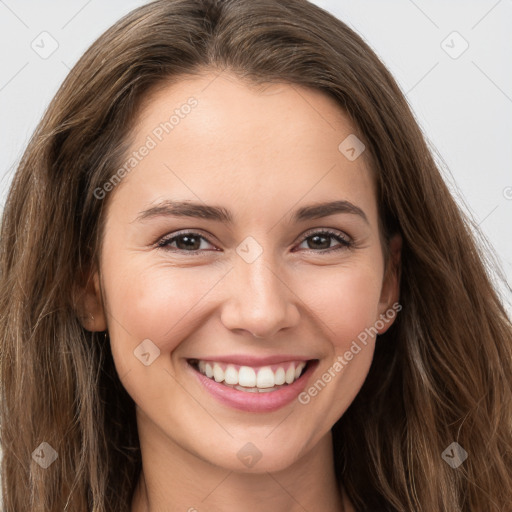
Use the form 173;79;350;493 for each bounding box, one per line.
187;358;314;393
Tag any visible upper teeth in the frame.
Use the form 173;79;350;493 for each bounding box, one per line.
196;360;307;388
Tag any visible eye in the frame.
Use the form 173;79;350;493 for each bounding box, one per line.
295;229;353;253
156;231;217;252
156;229;353;254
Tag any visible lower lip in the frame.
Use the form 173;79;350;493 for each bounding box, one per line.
186;360;318;413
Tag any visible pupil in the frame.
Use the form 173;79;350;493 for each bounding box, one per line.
177;235;199;250
309;234;330;250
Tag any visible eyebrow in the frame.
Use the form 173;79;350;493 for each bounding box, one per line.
134;199;369;225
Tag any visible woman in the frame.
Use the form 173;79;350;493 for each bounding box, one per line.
1;0;511;510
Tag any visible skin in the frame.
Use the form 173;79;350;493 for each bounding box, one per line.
80;70;401;512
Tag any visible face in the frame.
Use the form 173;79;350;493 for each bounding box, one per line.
83;71;400;473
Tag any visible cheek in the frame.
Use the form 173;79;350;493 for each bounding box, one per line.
290;263;385;436
104;260;221;354
297;262;384;350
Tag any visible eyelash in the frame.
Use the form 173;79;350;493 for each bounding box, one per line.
155;228;354;255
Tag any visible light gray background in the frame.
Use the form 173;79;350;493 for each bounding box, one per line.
0;0;511;497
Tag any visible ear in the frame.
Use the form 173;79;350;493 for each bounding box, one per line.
376;233;402;334
74;268;107;332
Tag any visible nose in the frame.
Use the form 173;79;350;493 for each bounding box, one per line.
220;252;300;339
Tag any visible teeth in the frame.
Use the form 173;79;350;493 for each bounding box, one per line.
274;367;286;385
238;366;256;387
285;365;295;384
193;359;308;389
256;367;275;388
213;363;224;383
224;364;238;385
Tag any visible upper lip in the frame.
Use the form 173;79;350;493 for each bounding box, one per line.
188;354;316;366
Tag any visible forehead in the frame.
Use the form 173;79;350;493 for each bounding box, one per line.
109;71;377;227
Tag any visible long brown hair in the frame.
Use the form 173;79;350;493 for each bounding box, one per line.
1;0;511;510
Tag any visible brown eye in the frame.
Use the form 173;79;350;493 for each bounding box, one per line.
156;229;353;255
158;232;216;252
296;230;353;253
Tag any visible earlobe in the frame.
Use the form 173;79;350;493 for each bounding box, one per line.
74;270;107;332
376;233;402;334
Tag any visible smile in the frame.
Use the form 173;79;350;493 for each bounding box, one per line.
185;355;319;412
188;359;310;392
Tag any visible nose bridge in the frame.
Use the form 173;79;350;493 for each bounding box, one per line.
220;240;299;338
240;254;281;309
